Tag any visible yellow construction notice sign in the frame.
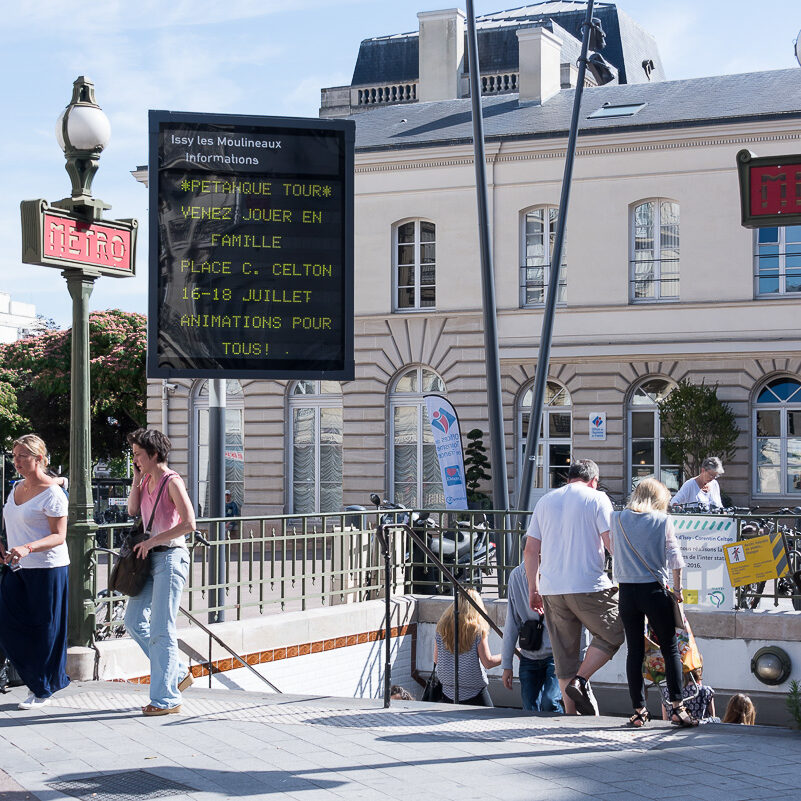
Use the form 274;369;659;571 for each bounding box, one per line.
723;533;789;587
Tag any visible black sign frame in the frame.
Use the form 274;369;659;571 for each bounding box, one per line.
147;110;355;380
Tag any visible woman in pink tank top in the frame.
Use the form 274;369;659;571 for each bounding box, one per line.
125;428;196;716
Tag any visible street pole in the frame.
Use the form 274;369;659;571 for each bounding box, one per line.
465;0;512;572
208;378;226;624
518;0;597;517
65;271;99;647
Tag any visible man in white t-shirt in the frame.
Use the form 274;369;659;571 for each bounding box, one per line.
524;458;624;715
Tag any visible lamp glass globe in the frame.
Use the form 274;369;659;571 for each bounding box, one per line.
55;105;111;152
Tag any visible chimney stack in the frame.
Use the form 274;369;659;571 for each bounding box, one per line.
417;9;466;102
517;26;563;104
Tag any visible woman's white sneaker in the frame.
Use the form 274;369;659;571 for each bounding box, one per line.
18;694;51;710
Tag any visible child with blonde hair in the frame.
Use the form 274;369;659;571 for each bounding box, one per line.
722;693;756;725
434;589;501;706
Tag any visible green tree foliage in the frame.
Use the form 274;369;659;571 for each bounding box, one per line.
0;310;146;466
657;379;739;476
464;428;492;507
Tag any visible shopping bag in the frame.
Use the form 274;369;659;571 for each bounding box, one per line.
642;614;703;684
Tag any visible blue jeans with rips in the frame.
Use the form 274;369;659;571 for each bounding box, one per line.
124;548;190;709
519;655;564;713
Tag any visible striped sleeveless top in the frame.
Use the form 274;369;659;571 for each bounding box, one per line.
435;631;488;700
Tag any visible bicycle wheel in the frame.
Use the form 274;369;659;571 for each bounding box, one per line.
95;589;127;640
740;581;765;609
787;549;801;611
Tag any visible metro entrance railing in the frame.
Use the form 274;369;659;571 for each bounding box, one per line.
89;507;801;643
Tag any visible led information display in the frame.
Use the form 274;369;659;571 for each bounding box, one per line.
148;110;354;379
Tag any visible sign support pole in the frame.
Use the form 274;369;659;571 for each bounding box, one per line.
208;378;226;624
519;0;596;517
465;0;511;572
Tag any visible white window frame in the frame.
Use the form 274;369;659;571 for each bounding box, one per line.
753;376;801;497
190;379;245;516
287;381;343;514
627;377;682;493
629;198;680;303
389;366;445;507
516;381;572;498
520;205;566;308
754;225;801;297
393;219;436;312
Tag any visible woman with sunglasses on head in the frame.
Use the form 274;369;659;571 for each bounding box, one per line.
125;428;196;716
0;435;70;710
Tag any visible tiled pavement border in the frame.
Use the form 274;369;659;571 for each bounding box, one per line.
122;623;416;685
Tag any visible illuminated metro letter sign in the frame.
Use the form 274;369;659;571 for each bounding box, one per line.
737;149;801;228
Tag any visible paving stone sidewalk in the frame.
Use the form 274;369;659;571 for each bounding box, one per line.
0;683;798;801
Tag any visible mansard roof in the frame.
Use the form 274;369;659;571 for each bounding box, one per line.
350;1;664;87
351;68;801;152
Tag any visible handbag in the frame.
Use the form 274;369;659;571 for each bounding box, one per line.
518;616;545;651
421;662;443;702
108;474;172;597
643;616;703;683
617;516;683;628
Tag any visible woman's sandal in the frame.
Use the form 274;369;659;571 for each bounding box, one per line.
627;708;650;728
669;703;699;727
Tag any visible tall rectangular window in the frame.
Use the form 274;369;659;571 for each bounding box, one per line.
755;225;801;296
395;220;436;310
630;200;679;302
520;206;566;307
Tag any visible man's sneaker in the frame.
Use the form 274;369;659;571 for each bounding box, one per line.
178;671;194;693
565;676;598;716
17;694;51;710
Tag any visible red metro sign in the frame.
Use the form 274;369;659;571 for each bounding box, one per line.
737;149;801;228
20;200;137;277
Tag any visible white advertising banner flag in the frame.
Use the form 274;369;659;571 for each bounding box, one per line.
671;515;738;609
424;394;468;511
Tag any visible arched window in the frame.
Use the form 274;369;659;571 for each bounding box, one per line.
628;378;681;492
390;367;445;507
288;381;343;514
754;225;801;296
520;206;566;307
517;381;572;493
630;199;679;302
191;379;244;516
754;376;801;495
394;220;436;310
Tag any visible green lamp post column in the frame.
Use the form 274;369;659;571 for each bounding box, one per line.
54;76;111;648
65;271;98;647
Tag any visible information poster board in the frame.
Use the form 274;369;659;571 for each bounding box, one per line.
671;515;737;609
148;111;354;379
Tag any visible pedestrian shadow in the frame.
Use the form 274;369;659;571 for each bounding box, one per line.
41;767;343;800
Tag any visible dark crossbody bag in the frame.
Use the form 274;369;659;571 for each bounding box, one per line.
617;516;684;629
108;474;172;598
518;615;545;652
422;662;444;702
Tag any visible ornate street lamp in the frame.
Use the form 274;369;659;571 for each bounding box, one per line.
54;77;111;218
21;77;137;657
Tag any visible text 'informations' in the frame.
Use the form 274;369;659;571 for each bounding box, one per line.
148;111;354;379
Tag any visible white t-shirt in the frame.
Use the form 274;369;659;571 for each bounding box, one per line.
526;481;613;595
3;485;70;569
671;477;722;509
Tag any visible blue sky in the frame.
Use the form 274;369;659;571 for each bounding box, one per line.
2;0;800;327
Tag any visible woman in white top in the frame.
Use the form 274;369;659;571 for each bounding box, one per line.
671;457;724;510
0;435;69;710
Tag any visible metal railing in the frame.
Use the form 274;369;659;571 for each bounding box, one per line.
90;508;530;640
90;507;801;646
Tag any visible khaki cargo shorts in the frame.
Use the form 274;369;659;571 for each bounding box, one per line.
542;587;625;680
